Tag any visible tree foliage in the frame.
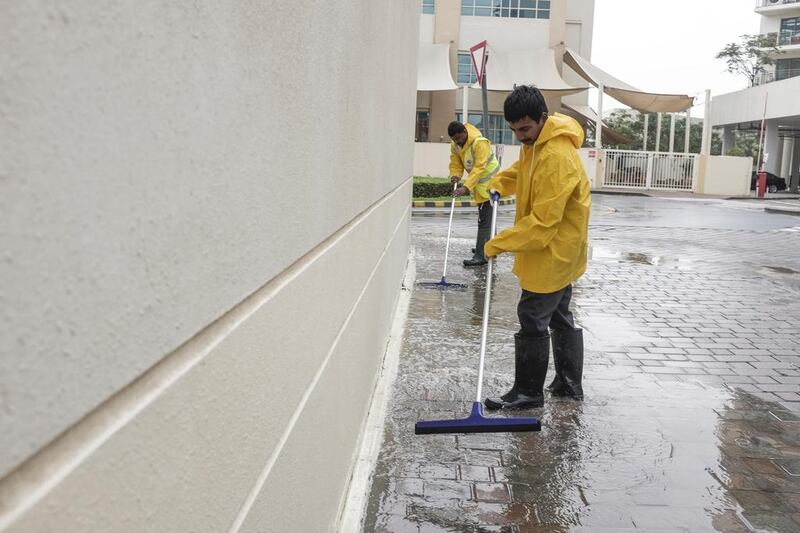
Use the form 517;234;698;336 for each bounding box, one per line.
716;33;782;86
601;110;721;154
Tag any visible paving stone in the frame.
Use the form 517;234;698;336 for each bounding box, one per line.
363;201;800;532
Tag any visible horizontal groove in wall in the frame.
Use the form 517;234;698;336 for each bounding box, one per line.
0;178;412;531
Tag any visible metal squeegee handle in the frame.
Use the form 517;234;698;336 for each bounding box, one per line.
441;182;459;280
475;191;500;402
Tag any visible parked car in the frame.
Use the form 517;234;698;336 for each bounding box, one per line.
750;171;787;193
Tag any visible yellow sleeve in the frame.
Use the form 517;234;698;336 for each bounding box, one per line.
463;139;491;191
488;159;519;197
485;153;580;256
449;143;464;177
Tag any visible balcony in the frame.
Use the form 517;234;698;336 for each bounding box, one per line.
753;67;800;85
778;28;800;45
755;0;800;13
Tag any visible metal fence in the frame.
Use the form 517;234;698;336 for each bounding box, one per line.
603;150;698;191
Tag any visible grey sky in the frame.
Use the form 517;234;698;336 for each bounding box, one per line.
589;0;761;116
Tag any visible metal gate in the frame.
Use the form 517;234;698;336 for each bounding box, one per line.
603;149;698;191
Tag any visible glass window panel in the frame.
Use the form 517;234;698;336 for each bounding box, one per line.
520;0;535;8
475;7;492;15
476;0;492;6
537;9;550;18
539;0;550;8
519;9;536;18
780;17;799;31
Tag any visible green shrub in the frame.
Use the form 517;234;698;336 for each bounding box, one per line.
413;182;466;198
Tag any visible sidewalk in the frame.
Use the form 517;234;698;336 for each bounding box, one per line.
362;198;800;532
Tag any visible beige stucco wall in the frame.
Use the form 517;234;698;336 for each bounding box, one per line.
700;156;753;196
0;1;417;531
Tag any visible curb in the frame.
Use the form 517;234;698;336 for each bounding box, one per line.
725;196;800;201
590;189;651;197
412;198;516;208
765;207;800;216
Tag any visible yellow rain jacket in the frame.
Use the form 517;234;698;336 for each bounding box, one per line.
449;123;500;203
485;113;591;294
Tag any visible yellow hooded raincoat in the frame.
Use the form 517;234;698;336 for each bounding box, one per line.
485;113;591;294
449;123;500;203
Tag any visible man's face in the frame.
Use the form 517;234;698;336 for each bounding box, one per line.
451;131;468;147
508;115;547;146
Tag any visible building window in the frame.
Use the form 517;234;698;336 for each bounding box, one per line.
457;52;479;85
421;0;435;15
416;110;430;142
779;16;800;45
776;58;800;81
461;0;549;19
456;112;519;145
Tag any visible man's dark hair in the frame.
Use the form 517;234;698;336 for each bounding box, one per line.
447;121;467;137
504;85;548;123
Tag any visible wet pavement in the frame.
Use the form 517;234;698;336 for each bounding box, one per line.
363;195;800;532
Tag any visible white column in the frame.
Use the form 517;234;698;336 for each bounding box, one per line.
595;83;604;149
763;120;780;175
790;137;800;192
668;113;676;152
462;86;469;123
655;112;662;152
642;113;649;151
684;111;691;153
721;127;735;155
700;89;711;156
780;136;793;179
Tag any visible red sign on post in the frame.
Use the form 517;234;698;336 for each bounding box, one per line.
469;40;488;86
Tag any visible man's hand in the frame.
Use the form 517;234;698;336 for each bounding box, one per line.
453;186;469;197
450;175;461;185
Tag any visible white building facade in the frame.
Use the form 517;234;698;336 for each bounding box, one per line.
712;0;800;191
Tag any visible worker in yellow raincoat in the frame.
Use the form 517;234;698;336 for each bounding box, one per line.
482;85;591;410
447;121;500;267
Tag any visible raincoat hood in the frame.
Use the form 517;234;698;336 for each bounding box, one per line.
462;122;482;149
536;112;584;150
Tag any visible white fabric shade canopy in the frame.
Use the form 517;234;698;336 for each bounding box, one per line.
479;47;587;97
563;48;694;113
561;103;636;145
417;43;459;91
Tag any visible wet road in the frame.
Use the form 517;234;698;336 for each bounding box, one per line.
363;195;800;532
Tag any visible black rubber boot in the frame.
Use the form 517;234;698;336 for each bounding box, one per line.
549;329;584;400
463;227;491;267
484;334;549;410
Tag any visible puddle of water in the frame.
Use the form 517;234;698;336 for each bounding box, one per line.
589;246;693;268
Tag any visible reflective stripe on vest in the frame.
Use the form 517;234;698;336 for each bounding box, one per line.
463;137;500;201
463;137;500;179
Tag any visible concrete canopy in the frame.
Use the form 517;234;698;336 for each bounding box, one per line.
564;48;694;113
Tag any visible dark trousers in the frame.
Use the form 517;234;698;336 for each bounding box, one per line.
517;285;576;337
477;200;493;230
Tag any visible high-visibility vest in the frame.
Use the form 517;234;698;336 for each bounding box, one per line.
463;137;500;201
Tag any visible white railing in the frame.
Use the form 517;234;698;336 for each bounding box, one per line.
603;150;698;191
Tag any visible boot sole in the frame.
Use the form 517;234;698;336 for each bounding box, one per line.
484;398;543;410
